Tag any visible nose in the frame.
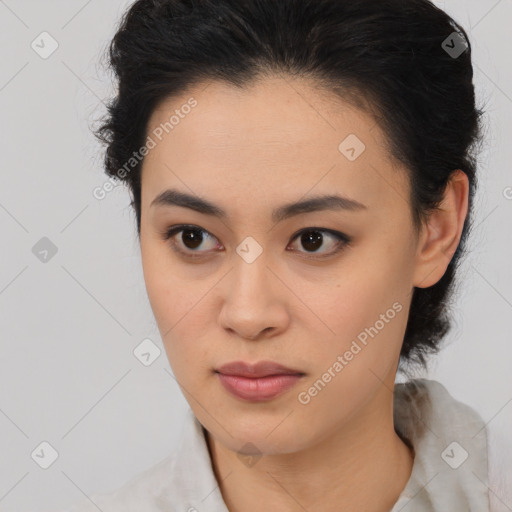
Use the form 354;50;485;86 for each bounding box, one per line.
240;326;275;340
218;259;289;341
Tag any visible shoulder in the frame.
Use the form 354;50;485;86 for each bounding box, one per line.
486;406;512;512
395;378;493;434
395;378;512;512
393;378;486;444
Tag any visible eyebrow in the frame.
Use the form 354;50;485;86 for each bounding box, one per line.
150;188;368;223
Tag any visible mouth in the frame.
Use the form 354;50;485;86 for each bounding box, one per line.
215;360;306;378
214;360;306;402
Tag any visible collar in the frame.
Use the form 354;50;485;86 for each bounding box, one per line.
391;378;490;511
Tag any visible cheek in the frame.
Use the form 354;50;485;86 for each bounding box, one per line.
141;235;190;325
292;274;408;431
141;255;214;374
141;242;183;344
141;258;174;327
305;241;411;369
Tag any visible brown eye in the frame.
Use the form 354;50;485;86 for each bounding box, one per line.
179;228;206;250
161;225;351;261
287;228;351;258
163;225;221;257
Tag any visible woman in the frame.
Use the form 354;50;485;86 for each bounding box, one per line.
65;0;509;510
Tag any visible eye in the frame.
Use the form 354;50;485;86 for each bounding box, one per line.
287;228;351;259
162;225;221;258
161;225;351;260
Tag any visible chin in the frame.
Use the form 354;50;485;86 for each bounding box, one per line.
212;418;313;456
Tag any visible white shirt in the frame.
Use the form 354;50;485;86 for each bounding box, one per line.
62;378;510;511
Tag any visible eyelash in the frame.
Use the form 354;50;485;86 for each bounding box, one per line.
161;224;352;260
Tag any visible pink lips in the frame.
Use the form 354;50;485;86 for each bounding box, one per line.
215;360;305;402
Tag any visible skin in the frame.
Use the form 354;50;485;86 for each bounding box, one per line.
139;75;469;512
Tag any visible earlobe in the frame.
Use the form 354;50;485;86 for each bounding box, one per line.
412;169;469;289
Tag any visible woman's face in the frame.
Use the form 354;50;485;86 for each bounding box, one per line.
139;76;432;455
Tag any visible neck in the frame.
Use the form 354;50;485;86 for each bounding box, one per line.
206;383;415;512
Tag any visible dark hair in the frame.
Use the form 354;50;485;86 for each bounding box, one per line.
94;0;486;374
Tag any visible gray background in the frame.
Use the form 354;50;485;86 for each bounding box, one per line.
0;0;511;510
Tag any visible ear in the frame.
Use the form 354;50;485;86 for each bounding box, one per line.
413;169;469;289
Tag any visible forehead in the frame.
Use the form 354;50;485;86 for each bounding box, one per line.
141;76;408;214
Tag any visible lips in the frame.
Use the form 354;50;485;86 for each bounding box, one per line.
214;360;306;401
215;360;305;378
